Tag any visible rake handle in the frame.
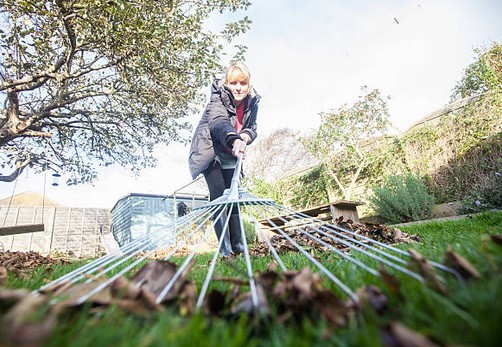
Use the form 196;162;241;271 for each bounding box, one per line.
228;154;243;200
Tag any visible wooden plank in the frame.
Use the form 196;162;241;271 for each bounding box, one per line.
257;200;364;227
0;224;45;236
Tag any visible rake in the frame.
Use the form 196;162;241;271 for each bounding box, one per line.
35;156;462;311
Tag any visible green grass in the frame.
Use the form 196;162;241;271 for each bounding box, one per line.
1;211;502;346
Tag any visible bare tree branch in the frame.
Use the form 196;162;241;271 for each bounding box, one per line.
0;156;32;182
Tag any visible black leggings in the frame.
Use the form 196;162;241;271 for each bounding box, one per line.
203;160;234;202
203;160;243;255
203;161;239;216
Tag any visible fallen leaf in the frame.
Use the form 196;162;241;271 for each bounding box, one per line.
380;321;439;347
490;234;502;246
205;289;227;316
231;283;269;315
1;291;58;347
408;249;447;295
256;271;279;292
393;228;403;241
0;287;31;302
50;279;112;310
356;285;388;314
317;289;352;328
443;246;481;280
178;281;197;315
2;313;57;347
132;260;177;298
292;268;318;300
379;265;403;300
110;276;142;300
3;293;48;327
0;265;8;284
266;260;278;271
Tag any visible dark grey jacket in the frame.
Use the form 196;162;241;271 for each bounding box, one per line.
188;79;261;179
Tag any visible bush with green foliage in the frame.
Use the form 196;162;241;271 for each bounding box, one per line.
369;174;435;224
247;44;500;212
458;171;502;214
243;218;257;244
451;43;501;100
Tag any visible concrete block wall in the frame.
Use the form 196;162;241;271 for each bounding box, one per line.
0;205;111;258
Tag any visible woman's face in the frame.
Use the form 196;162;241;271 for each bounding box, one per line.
226;78;249;105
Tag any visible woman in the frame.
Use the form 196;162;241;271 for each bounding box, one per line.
188;61;261;255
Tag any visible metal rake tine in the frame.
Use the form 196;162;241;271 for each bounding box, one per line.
250;203;360;302
236;203;261;310
155;204;229;304
271;213;382;277
80;206;213;283
196;203;234;310
248;212;287;272
81;204;217;287
260;206;424;280
73;206;218;306
253;203;379;276
43;205;216;303
169;204;220;249
35;208;200;293
155;253;196;304
270;202;463;281
282;217;424;281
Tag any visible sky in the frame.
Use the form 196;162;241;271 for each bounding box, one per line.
0;0;501;209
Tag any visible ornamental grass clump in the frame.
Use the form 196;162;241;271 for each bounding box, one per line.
369;174;435;224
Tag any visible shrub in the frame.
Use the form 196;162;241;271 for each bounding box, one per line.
369;174;435;224
243;218;257;245
458;171;502;214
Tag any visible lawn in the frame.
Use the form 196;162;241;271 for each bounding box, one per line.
1;211;501;347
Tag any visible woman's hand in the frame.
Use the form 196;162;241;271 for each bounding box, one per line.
232;138;247;158
240;133;251;144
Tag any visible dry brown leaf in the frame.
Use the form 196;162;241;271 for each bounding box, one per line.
178;281;197;316
50;279;112;310
114;287;165;315
230;284;269;315
0;287;31;302
356;285;388;314
138;286;159;309
490;234;502;246
266;260;278;272
256;271;279;292
132;260;177;297
2;314;57;347
133;259;196;303
205;289;227;316
110;276;142;300
2;294;48;327
443;246;481;280
408;249;447;295
1;292;57;347
393;228;403;241
379;265;403;300
292;268;318;301
317;290;351;328
380;321;440;347
0;265;8;284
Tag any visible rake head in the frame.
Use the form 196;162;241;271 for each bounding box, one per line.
35;157;462;314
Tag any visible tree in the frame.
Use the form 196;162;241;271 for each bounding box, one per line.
0;0;251;184
244;127;317;182
302;87;392;201
451;42;502;101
